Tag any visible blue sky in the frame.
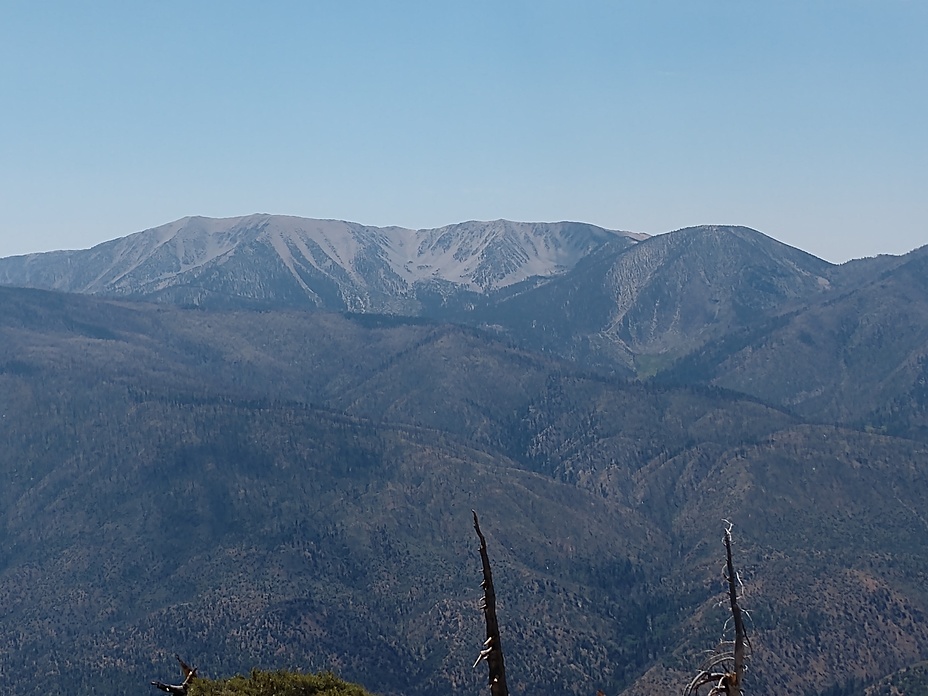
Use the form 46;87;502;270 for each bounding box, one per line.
1;1;925;262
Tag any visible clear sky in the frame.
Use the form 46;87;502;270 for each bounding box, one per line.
1;1;925;263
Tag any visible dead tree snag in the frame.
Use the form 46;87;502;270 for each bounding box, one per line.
684;521;751;696
150;653;198;695
472;510;509;696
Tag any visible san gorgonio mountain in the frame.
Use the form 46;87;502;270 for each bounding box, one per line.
0;215;641;312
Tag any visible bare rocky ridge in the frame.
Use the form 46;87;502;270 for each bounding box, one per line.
0;215;639;312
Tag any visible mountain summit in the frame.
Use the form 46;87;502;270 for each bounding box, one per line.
0;215;641;312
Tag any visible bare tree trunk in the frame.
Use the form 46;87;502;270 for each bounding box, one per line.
723;525;747;696
684;522;750;696
150;654;197;695
472;510;509;696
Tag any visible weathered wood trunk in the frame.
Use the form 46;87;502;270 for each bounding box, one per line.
724;525;747;696
473;510;509;696
684;522;750;696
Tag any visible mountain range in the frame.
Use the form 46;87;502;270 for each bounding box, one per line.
4;215;925;383
1;215;928;696
0;215;641;313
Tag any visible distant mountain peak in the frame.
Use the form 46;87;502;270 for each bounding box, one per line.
0;215;640;312
596;224;835;354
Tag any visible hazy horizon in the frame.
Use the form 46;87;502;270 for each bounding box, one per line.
2;2;925;264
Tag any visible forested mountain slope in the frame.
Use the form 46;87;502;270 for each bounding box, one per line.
661;245;928;434
2;286;928;695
